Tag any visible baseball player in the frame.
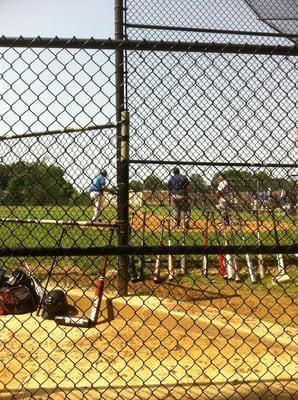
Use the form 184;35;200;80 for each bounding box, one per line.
89;169;113;222
216;173;231;226
168;167;191;229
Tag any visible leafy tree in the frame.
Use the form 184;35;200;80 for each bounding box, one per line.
129;179;144;192
0;164;10;190
211;170;292;194
143;175;166;192
2;161;77;205
211;170;256;192
189;174;208;192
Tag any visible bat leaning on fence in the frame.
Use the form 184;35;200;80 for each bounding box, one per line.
137;211;147;281
22;260;45;301
222;226;235;280
129;211;138;283
238;217;258;284
167;219;175;281
212;215;226;278
55;228;115;327
180;227;187;275
229;220;241;282
202;211;210;277
255;211;265;279
270;210;291;284
36;226;66;316
153;220;165;283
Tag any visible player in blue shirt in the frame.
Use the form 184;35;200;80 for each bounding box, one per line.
90;169;112;222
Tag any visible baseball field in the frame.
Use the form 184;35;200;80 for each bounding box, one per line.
0;205;297;399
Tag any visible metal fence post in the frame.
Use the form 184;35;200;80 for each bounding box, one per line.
115;0;129;296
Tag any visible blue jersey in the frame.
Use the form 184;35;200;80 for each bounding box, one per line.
90;175;106;192
168;174;189;196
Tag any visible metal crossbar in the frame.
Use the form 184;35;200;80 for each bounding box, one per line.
0;122;119;141
0;217;118;228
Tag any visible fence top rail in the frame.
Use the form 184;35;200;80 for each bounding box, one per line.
0;36;297;56
125;23;298;40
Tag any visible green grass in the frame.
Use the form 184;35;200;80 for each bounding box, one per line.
0;205;118;273
0;205;296;280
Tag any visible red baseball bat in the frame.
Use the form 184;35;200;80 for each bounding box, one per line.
212;214;226;277
153;220;165;283
167;219;175;281
55;228;114;327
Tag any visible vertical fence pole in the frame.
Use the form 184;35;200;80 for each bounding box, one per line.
115;0;129;296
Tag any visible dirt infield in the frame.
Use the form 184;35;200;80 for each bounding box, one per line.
130;212;286;233
0;287;297;399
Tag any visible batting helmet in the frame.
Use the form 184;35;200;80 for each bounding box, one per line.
42;289;68;320
101;169;107;177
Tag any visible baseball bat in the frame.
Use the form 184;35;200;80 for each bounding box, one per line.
180;226;187;275
22;260;45;301
255;211;265;279
129;212;138;283
271;210;290;284
55;228;114;327
167;219;175;281
271;210;285;274
229;222;241;282
36;226;66;315
212;214;226;277
137;211;147;281
88;229;114;324
153;220;165;283
129;254;138;283
54;316;92;328
238;217;258;284
222;226;234;280
202;211;210;277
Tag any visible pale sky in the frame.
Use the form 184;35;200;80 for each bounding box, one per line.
0;0;114;38
0;1;296;190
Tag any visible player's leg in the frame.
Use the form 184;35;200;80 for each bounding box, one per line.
171;197;181;227
182;198;191;230
91;192;102;222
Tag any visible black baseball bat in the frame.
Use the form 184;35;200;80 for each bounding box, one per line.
137;211;147;281
129;211;138;283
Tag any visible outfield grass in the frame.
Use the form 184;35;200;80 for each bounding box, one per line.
0;205;296;279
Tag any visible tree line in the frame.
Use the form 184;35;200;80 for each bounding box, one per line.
0;161;77;205
130;170;295;194
0;161;295;205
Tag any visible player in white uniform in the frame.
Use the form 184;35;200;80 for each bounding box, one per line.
216;174;231;225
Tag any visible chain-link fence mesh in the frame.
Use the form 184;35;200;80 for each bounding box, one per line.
0;0;297;398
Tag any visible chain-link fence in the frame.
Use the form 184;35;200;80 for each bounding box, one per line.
0;0;297;399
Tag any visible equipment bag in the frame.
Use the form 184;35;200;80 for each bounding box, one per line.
0;285;38;315
0;269;39;316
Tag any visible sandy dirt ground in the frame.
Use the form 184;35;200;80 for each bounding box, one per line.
0;214;296;399
0;285;297;400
